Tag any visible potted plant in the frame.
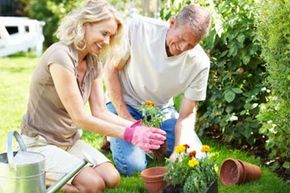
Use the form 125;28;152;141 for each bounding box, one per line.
139;100;167;161
163;144;218;193
139;100;168;193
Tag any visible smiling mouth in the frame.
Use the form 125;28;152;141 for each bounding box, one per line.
96;43;102;49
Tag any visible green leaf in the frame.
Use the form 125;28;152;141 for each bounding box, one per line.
232;88;243;94
224;90;236;103
242;55;251;65
237;34;245;43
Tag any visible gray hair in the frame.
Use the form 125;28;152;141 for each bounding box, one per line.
176;4;211;41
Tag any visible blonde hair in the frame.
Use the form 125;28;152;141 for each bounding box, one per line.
56;0;124;76
176;4;211;41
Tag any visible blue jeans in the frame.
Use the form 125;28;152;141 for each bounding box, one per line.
106;102;178;176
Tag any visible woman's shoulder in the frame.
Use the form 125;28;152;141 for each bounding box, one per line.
43;42;77;62
40;42;77;72
45;42;72;54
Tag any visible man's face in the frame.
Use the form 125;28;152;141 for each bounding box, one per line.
166;18;198;56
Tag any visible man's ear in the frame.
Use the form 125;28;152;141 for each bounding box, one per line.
169;16;176;29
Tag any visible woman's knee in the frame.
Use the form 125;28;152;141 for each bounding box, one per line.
93;163;120;188
105;169;120;188
72;167;106;193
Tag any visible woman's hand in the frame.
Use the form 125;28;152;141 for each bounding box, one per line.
123;120;166;152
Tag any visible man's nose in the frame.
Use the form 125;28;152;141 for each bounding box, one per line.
180;42;188;51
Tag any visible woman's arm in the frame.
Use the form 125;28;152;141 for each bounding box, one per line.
49;63;125;138
49;63;166;152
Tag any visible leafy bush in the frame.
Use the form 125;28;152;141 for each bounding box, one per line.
197;0;267;146
256;0;290;169
160;0;191;20
160;0;267;146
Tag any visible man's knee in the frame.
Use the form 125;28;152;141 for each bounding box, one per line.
110;139;147;175
115;156;146;176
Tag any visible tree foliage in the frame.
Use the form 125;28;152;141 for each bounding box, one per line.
198;0;267;146
24;0;82;48
256;0;290;169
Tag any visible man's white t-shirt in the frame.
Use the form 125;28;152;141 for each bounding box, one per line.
118;14;210;108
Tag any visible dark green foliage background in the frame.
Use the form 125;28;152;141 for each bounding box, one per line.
256;0;290;169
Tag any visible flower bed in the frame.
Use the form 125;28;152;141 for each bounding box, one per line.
163;145;218;193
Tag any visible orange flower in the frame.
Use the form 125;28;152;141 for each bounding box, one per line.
188;150;196;158
201;145;211;153
183;144;190;149
144;100;155;106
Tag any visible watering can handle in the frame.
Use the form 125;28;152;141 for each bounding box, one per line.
7;131;27;170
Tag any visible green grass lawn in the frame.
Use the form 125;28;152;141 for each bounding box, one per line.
0;54;289;193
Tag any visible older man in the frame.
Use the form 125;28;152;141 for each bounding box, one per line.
105;4;211;176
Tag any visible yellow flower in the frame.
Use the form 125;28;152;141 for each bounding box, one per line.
201;145;211;153
175;145;186;153
188;159;199;168
144;100;155;106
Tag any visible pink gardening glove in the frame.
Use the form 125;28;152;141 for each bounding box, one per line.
123;120;166;153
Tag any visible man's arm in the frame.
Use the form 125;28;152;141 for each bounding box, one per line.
104;59;136;121
170;97;198;159
89;76;133;127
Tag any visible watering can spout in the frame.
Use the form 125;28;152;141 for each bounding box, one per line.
46;160;87;193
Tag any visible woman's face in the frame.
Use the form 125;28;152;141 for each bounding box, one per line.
84;18;118;55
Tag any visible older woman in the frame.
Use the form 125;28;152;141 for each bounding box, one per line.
20;0;166;192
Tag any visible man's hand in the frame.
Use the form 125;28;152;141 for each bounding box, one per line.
169;151;178;161
124;120;166;152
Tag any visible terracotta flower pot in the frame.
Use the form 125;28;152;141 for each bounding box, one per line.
220;158;261;185
141;166;167;193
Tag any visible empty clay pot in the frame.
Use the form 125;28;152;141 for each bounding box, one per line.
141;166;167;193
220;158;261;185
